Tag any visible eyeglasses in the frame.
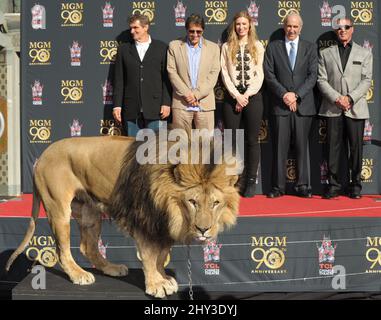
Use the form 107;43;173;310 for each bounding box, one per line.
188;29;203;34
335;25;352;31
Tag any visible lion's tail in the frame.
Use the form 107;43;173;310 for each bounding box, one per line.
5;187;41;272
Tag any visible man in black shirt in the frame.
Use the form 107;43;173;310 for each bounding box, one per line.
317;17;373;199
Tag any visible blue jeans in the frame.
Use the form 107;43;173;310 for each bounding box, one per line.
124;116;164;137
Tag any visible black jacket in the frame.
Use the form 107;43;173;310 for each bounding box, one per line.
264;39;318;116
113;39;172;120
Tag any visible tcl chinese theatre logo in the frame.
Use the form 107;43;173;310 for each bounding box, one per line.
251;236;287;274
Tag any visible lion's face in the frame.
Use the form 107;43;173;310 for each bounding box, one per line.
179;183;238;243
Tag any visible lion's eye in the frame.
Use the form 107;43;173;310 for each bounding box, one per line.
188;199;197;207
213;200;220;207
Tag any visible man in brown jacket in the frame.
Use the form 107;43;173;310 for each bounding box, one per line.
167;14;220;132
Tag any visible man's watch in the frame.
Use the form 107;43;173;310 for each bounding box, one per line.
295;93;301;102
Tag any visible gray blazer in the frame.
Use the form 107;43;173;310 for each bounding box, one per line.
317;41;373;119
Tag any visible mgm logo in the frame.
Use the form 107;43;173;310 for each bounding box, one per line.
29;120;52;144
351;1;373;25
100;40;118;64
204;1;228;25
61;2;84;26
61;80;84;104
278;1;301;25
29;42;51;65
100;119;122;136
366;237;381;273
361;158;373;182
26;235;58;268
259;120;269;144
319;119;327;144
132;1;156;24
286;159;296;182
366;79;374;103
251;236;287;274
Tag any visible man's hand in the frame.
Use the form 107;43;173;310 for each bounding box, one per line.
283;92;298;112
160;105;171;119
113;107;122;124
335;96;352;111
283;92;297;105
184;92;197;105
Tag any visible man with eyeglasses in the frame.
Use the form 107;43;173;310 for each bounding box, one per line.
318;17;373;199
167;13;220;132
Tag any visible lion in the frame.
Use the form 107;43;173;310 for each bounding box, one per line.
6;133;240;298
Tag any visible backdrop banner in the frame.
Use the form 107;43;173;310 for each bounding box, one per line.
21;0;380;194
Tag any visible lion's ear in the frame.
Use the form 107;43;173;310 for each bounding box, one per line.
173;165;182;184
229;175;239;187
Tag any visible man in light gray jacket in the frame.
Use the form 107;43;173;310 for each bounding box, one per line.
318;17;373;199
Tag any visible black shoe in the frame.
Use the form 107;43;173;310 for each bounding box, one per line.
296;188;312;198
349;192;362;199
242;178;256;198
267;190;284;198
322;190;339;199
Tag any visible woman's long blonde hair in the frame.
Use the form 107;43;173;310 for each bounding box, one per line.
227;11;259;64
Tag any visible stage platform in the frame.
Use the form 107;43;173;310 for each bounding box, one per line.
2;194;381;298
11;268;381;300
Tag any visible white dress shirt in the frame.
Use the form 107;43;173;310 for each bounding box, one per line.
135;36;152;61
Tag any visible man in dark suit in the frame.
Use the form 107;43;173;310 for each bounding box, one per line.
113;13;171;136
318;17;373;199
264;13;318;198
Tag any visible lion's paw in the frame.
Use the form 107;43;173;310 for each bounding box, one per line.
145;277;178;298
102;264;129;277
71;270;95;285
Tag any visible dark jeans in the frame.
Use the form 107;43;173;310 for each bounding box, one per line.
222;92;263;178
123;112;163;137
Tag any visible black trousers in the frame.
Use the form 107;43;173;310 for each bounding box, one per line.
272;112;313;192
222;92;263;178
325;115;365;193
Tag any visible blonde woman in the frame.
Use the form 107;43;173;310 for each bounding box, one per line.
220;11;264;198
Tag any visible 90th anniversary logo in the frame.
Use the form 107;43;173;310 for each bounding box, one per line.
26;235;58;267
61;80;84;104
29;42;51;65
132;1;155;24
29;119;52;144
366;237;381;273
251;236;287;274
278;0;301;24
361;158;374;183
204;0;228;25
100;40;119;64
61;2;84;27
100;119;122;136
351;1;373;25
